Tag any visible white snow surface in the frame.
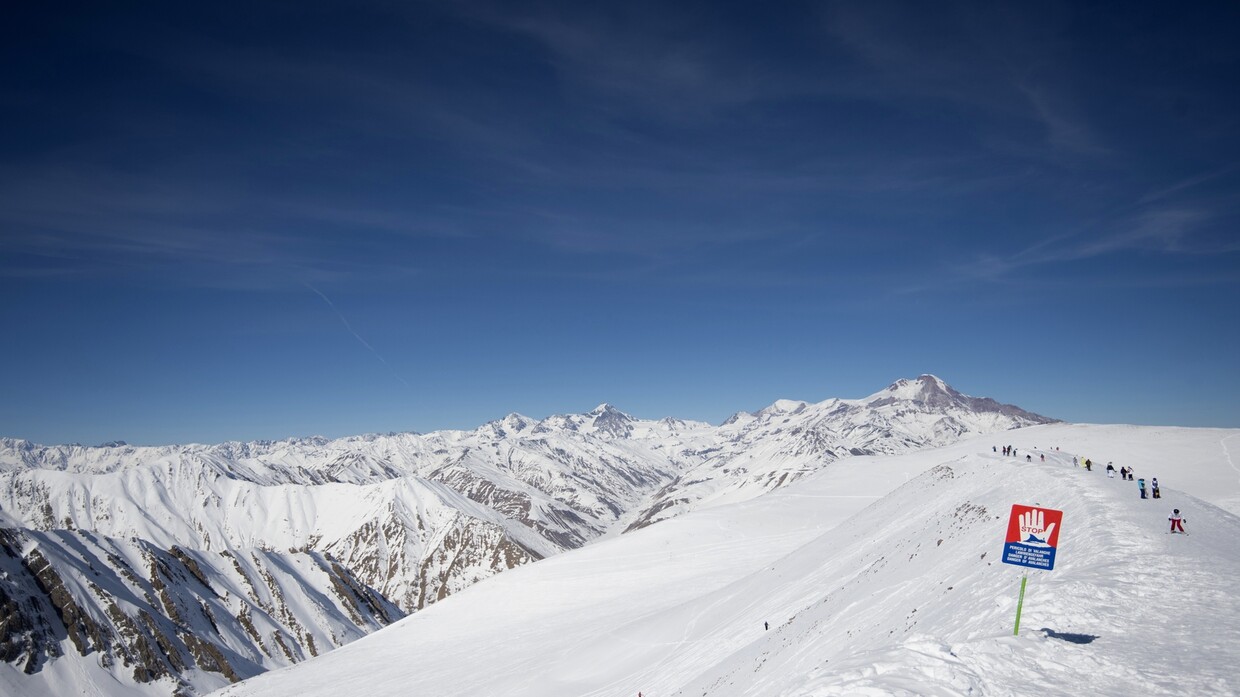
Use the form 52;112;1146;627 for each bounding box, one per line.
211;423;1240;697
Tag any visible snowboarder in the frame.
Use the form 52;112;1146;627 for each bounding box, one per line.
1152;478;1161;499
1138;478;1147;499
1169;509;1186;533
1106;463;1115;478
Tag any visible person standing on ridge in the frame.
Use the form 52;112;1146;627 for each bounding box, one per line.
1138;478;1147;499
1152;478;1161;499
1169;509;1186;534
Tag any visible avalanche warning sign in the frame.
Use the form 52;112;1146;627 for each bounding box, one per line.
1002;504;1063;571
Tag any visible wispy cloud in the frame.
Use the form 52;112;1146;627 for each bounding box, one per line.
305;283;410;388
944;204;1236;292
1139;165;1240;205
456;4;774;120
822;2;1108;161
0;162;443;287
1018;84;1108;156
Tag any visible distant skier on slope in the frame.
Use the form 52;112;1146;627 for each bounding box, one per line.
1138;478;1147;499
1084;458;1092;471
1169;509;1186;533
1106;463;1115;478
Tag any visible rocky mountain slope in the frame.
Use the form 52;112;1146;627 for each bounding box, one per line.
0;375;1053;695
0;519;400;696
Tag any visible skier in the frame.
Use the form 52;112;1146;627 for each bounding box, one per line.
1040;454;1045;462
1084;458;1092;471
1073;456;1079;467
1152;478;1161;499
1169;509;1186;534
764;621;769;630
1106;463;1115;478
1120;466;1128;479
1138;478;1147;499
1026;454;1031;462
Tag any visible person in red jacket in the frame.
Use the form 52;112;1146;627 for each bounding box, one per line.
1169;509;1186;534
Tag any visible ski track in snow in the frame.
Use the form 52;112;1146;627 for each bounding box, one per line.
1221;433;1240;486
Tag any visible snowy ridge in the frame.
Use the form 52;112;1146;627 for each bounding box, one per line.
210;424;1240;697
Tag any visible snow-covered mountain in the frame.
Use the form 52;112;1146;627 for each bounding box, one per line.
206;424;1240;697
0;376;1056;695
627;375;1055;529
0;522;400;696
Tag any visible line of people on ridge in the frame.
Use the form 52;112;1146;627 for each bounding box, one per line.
1103;461;1137;481
995;445;1186;534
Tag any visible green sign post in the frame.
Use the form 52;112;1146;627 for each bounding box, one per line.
1013;572;1028;635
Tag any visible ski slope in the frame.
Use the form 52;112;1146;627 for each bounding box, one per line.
212;423;1240;696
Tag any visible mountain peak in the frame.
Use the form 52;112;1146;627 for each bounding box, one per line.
759;399;809;417
865;375;1056;425
587;404;634;437
871;374;959;404
479;413;534;437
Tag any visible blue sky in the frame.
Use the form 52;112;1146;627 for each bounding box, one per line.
2;1;1239;445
